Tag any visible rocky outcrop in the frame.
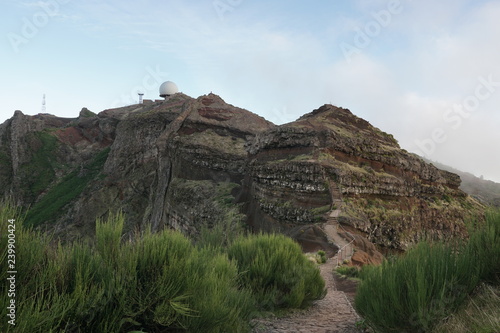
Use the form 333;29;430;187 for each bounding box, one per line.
349;234;385;266
0;97;484;253
246;105;484;250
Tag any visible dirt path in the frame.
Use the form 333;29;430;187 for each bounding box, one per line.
251;258;362;333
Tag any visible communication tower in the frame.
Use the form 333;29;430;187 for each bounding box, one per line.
41;94;46;113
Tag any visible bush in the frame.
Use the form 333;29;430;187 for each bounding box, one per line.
431;284;500;333
197;210;246;250
0;208;254;332
468;210;500;284
317;250;327;264
336;265;360;279
1;201;326;332
305;250;327;264
228;233;326;310
124;227;254;332
355;211;500;332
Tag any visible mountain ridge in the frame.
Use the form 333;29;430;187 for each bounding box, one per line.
424;159;500;207
0;94;485;253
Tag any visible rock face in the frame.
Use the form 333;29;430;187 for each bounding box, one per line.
246;104;482;250
0;96;484;251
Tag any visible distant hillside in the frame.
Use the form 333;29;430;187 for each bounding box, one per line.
426;160;500;207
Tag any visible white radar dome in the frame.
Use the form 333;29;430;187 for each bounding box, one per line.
159;81;179;98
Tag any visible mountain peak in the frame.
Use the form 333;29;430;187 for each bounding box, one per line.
293;104;398;147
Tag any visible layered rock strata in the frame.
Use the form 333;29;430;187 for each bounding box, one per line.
0;96;483;251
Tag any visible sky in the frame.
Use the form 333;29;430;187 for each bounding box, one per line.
1;0;499;182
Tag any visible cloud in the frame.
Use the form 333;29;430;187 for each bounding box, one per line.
1;0;499;181
322;1;500;180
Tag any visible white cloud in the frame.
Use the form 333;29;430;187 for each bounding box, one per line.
1;0;499;182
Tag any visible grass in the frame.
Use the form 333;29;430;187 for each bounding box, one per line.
179;129;246;156
311;205;331;216
432;284;500;333
0;201;326;332
24;147;110;227
305;250;327;265
335;265;360;279
355;210;500;332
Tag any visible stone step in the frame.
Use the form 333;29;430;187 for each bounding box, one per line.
329;209;341;218
322;177;354;264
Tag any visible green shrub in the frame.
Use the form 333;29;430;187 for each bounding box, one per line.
95;211;125;263
0;201;60;332
120;223;254;332
336;265;360;279
0;206;127;332
228;233;326;310
431;284;500;333
305;250;327;264
181;248;254;332
2;202;327;332
468;210;500;284
355;211;500;333
317;250;327;264
197;210;246;250
1;208;255;332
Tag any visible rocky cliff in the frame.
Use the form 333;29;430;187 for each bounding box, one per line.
0;95;484;252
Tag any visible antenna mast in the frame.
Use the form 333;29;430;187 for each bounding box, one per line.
41;94;46;113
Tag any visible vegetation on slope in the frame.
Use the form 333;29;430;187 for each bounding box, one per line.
19;131;58;200
427;159;500;207
24;147;110;227
0;150;12;185
170;178;246;233
0;201;325;332
355;211;500;332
